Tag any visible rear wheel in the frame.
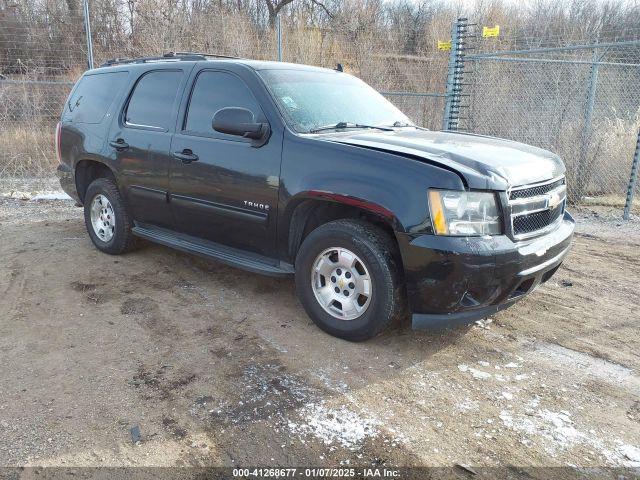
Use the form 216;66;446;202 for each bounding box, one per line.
295;219;405;341
83;177;138;255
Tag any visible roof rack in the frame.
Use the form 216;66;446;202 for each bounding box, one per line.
100;51;241;67
173;51;241;59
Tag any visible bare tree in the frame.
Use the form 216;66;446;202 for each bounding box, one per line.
264;0;295;27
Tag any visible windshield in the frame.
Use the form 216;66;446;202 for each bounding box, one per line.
259;69;413;134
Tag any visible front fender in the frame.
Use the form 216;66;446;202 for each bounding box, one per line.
282;190;403;231
280;132;464;222
277;132;466;257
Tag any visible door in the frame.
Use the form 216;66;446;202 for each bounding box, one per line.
109;69;185;229
169;69;281;256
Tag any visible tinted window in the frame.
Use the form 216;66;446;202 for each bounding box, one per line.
64;72;128;124
185;71;261;136
126;70;182;130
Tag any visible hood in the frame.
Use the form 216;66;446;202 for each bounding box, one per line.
322;129;565;190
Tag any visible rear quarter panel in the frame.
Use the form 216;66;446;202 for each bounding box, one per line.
59;69;133;180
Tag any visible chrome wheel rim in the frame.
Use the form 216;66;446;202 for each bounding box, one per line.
311;247;372;321
90;194;115;242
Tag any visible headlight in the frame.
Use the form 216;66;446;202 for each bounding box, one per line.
428;189;502;236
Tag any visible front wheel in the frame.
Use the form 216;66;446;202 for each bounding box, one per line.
295;219;405;341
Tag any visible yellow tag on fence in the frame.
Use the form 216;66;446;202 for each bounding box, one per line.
482;25;500;38
438;40;451;51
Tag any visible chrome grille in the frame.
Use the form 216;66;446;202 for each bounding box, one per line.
509;178;565;200
513;205;564;235
508;177;566;239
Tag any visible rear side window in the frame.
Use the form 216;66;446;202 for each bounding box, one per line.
125;70;183;130
64;72;127;124
184;71;262;137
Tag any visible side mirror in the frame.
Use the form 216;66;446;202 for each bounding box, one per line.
212;107;270;147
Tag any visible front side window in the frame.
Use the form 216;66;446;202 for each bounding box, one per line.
125;70;182;130
64;71;128;124
259;69;412;133
184;70;262;137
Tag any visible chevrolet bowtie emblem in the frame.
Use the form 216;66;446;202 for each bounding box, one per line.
548;191;562;209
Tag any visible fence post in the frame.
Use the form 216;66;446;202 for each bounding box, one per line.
82;0;94;69
442;18;468;131
572;45;601;202
623;129;640;220
276;15;282;62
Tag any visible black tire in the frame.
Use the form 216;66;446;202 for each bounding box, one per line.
295;219;405;341
83;177;139;255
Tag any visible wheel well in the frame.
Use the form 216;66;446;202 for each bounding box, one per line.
287;199;397;262
75;160;116;203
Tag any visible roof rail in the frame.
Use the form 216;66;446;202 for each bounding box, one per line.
100;51;241;67
173;51;242;59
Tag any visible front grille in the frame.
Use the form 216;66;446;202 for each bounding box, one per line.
509;177;565;200
508;177;566;239
512;201;564;235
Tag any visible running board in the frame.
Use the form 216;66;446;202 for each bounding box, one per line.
132;225;294;277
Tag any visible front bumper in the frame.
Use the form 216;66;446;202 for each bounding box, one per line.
56;163;81;203
397;211;575;329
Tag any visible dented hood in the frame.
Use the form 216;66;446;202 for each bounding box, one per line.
323;129;565;190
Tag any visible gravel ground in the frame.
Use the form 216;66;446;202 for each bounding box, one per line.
0;193;639;476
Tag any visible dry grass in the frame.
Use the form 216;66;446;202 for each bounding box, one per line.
583;113;640;194
0;125;58;179
557;113;640;200
581;194;639;212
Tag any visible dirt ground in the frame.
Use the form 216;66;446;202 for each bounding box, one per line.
0;195;639;475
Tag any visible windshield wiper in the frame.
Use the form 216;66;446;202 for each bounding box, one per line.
390;121;429;131
309;122;394;134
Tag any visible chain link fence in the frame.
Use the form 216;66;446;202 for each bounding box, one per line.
0;0;86;186
1;5;639;217
461;30;640;215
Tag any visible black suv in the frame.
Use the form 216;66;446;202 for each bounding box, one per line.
57;53;574;341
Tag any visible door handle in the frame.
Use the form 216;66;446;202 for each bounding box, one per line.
109;139;129;151
173;149;199;164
